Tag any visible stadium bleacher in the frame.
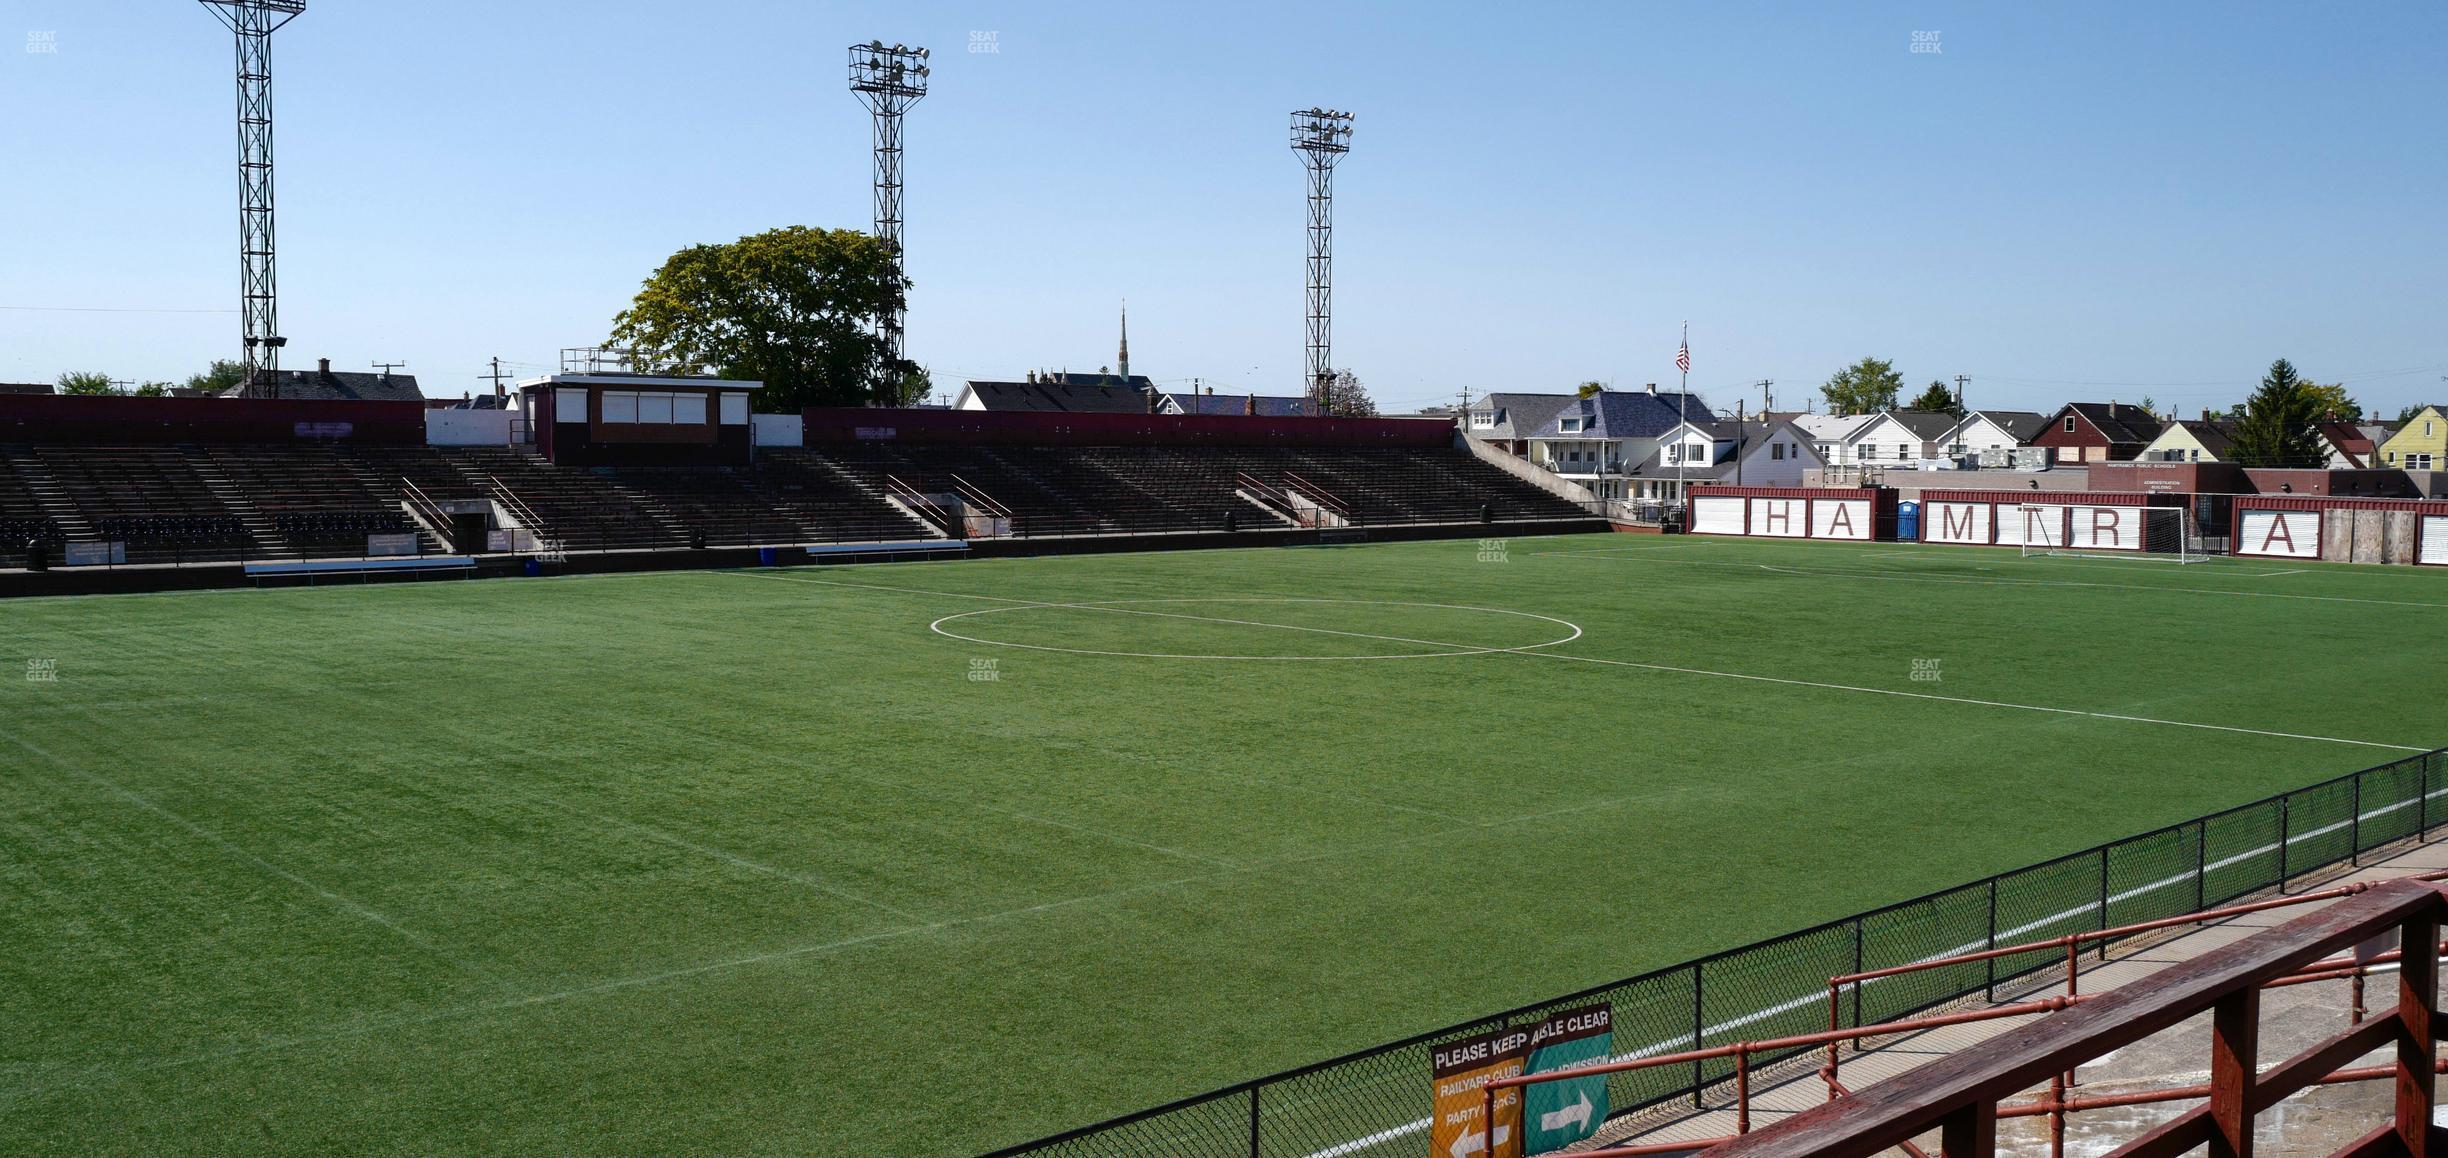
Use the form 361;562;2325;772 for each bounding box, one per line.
0;435;1593;572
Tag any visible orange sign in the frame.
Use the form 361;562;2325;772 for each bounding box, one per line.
1430;1026;1528;1158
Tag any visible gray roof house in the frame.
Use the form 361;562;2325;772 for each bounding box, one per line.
1524;389;1719;443
222;359;423;402
1466;393;1580;448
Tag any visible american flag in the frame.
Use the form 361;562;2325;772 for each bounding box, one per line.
1675;326;1691;374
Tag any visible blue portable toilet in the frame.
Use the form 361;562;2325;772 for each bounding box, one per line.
1897;501;1921;541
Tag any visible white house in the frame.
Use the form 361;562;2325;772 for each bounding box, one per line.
1943;410;2048;465
1618;418;1825;493
1788;414;1876;466
1522;388;1718;502
1846;410;1962;468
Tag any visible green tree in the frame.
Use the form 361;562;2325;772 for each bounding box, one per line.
609;225;908;410
2402;403;2439;424
56;371;118;396
1321;369;1376;417
2301;380;2360;421
2229;358;2325;467
1820;357;1903;416
183;359;248;396
1575;380;1605;399
1906;380;1962;416
894;364;934;407
133;382;173;397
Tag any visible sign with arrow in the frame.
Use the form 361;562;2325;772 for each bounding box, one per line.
1429;1026;1528;1158
1519;1003;1612;1154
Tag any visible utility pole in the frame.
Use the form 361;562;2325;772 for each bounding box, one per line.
1757;379;1774;416
1954;374;1971;413
481;357;513;397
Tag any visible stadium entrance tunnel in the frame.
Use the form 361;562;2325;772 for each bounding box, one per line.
928;597;1582;660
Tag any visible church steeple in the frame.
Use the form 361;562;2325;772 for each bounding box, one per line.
1117;299;1130;381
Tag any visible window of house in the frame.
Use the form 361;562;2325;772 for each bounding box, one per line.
2064;415;2077;432
1560;417;1583;433
672;394;708;424
2414;454;2437;470
1470;411;1495;429
1897;444;1909;460
1771;442;1785;460
601;391;640;423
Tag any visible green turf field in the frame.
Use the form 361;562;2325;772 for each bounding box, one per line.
3;533;2442;1154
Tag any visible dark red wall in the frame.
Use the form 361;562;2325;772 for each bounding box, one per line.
2085;463;2254;495
0;396;425;445
2241;469;2419;497
801;407;1455;448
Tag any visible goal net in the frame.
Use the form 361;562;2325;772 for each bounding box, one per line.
2017;504;2205;563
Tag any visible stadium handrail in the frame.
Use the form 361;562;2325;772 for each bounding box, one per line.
977;744;2448;1158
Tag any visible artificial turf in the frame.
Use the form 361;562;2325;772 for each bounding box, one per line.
1;532;2441;1154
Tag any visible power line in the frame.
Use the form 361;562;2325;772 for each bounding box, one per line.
0;305;238;314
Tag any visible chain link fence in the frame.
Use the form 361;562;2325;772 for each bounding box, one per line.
983;748;2446;1158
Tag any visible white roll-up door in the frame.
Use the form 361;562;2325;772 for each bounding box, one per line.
1689;497;1746;535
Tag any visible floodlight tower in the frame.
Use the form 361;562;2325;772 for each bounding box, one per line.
848;41;929;391
1289;108;1353;412
200;0;306;388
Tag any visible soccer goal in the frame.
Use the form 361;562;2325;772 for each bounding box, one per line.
2018;504;2207;563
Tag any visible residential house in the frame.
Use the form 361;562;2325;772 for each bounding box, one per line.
1788;413;1876;466
1942;410;2047;464
2137;418;2238;463
2029;402;2166;463
1521;389;1718;502
0;383;54;396
1465;393;1580;457
222;359;423;402
954;375;1159;413
1160;390;1314;417
1628;417;1824;490
2315;421;2380;469
2378;406;2445;471
1846;410;1961;468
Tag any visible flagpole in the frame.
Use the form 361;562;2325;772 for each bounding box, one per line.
1677;321;1689;509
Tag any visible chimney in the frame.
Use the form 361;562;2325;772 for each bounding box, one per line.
1645;382;1657;394
2202;408;2212;422
318;357;331;375
1245;394;1255;416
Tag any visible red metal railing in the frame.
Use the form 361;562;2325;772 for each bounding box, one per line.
1466;875;2448;1158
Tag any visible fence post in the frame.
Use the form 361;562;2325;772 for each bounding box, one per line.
2195;820;2208;912
1984;878;1999;1001
2422;754;2433;840
1692;964;1706;1109
2096;847;2111;962
2351;770;2363;865
1248;1086;1261;1158
2277;797;2291;893
1852;919;1866;1029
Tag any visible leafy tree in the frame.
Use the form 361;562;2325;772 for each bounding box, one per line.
56;371;118;396
2229;358;2324;467
609;225;908;410
2401;403;2440;424
183;359;248;396
133;382;173;397
2301;380;2360;421
1320;369;1376;417
1576;380;1605;399
894;364;934;408
1820;357;1903;416
1907;380;1962;417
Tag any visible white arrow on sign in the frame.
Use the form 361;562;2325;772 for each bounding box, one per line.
1448;1123;1512;1158
1539;1091;1592;1134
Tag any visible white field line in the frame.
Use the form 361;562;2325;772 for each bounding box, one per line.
1297;782;2445;1158
0;729;510;988
733;570;2425;754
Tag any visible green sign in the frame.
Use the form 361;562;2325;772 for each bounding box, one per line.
1518;1003;1611;1155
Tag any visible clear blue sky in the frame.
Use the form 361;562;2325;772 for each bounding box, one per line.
4;2;2441;415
